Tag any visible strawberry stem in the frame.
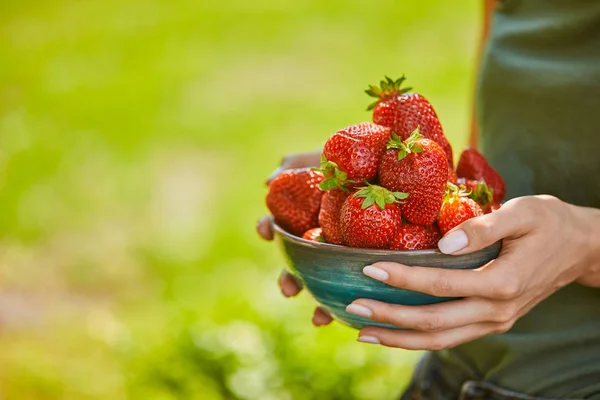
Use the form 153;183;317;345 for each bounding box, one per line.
313;155;352;192
354;182;409;210
444;182;470;204
365;75;413;111
386;127;424;160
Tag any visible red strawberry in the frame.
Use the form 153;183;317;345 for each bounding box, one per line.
448;166;458;184
389;224;441;250
317;187;348;245
302;227;325;242
378;128;448;225
266;168;324;236
366;76;453;167
457;177;493;211
438;183;484;235
340;184;407;249
319;122;391;189
456;148;506;203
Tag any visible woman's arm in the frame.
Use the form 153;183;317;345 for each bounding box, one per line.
469;0;496;148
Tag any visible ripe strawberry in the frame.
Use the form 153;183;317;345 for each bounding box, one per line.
302;227;325;242
317;187;348;245
456;148;506;203
366;76;453;167
340;184;407;249
448;165;458;184
389;224;441;250
266;168;324;236
438;183;484;235
378;128;448;225
457;177;493;211
319;122;391;189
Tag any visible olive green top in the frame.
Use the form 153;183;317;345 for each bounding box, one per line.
440;0;600;397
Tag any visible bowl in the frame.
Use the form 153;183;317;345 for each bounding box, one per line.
272;221;502;330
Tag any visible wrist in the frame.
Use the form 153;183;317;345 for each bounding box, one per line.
570;203;600;277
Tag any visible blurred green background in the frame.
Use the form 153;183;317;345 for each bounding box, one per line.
0;0;479;398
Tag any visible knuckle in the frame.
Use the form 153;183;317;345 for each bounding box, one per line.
493;302;519;323
431;275;453;297
492;276;522;299
467;215;494;240
491;320;515;334
416;314;445;332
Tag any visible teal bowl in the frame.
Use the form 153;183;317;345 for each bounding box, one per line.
273;221;502;330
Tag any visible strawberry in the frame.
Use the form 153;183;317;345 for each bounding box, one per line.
302;227;325;242
448;165;458;184
319;122;391;189
456;148;506;203
366;76;454;167
378;128;448;226
340;184;407;249
438;183;484;235
389;224;441;250
317;187;348;245
266;168;324;236
457;177;493;211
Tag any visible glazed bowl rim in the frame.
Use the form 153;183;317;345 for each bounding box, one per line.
271;218;449;256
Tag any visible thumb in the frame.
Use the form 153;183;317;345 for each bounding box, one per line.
437;203;528;255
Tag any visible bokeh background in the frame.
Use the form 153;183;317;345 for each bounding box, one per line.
0;1;480;398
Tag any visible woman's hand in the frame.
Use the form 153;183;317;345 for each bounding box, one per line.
345;195;600;349
257;151;333;327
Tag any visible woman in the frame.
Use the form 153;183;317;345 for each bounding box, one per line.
258;1;600;398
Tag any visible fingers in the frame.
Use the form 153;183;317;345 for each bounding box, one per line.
357;320;511;350
279;270;302;297
438;198;534;255
347;297;513;332
312;307;333;327
363;262;495;298
257;216;274;241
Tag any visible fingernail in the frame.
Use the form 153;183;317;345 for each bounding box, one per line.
346;304;372;318
438;230;468;254
357;335;380;345
363;265;389;282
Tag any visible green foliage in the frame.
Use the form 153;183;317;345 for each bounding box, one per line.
0;0;478;398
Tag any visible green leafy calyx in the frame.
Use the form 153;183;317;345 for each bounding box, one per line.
444;182;470;204
386;127;424;160
365;75;413;111
468;180;493;208
353;183;409;210
313;155;352;192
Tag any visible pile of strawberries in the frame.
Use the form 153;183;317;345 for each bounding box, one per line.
266;76;506;250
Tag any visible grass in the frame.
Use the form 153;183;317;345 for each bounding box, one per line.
0;0;479;398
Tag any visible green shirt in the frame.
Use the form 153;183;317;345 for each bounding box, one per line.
440;1;600;397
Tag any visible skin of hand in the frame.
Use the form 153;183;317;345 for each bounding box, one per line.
257;151;333;327
345;195;600;350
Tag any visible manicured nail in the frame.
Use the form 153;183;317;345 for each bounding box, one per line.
438;230;468;254
357;335;380;345
346;304;372;318
363;265;389;282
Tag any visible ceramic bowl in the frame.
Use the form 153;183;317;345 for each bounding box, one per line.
273;221;501;330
